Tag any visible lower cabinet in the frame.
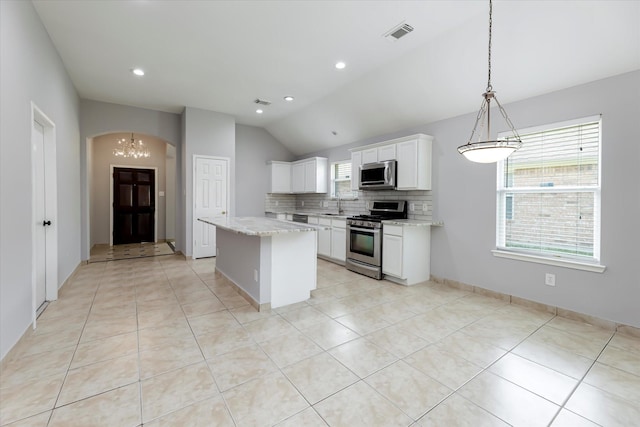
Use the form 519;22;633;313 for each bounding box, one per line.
330;220;346;262
382;224;431;285
317;218;332;257
310;216;346;263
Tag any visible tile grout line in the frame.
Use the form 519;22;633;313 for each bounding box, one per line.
546;331;616;426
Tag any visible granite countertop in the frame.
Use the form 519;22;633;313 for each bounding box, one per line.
382;219;445;227
199;216;329;236
265;211;349;219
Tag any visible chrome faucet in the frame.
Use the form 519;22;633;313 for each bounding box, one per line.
337;195;344;215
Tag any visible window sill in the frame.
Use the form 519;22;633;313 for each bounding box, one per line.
491;249;606;273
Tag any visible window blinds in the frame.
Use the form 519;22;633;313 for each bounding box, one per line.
497;118;601;261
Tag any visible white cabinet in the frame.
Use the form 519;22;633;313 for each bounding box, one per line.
378;144;396;161
397;138;432;190
362;148;378;164
291;157;328;193
361;145;396;164
349;134;433;191
382;233;403;278
382;224;431;285
317;217;332;257
311;216;346;263
330;219;346;262
351;151;362;191
267;161;292;193
291;162;306;193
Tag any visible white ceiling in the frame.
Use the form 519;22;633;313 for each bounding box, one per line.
33;1;640;155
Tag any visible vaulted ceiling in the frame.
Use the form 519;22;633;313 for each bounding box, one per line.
33;1;640;155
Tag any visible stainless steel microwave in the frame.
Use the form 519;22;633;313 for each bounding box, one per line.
359;160;397;190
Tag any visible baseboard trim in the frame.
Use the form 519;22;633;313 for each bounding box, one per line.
430;275;638;335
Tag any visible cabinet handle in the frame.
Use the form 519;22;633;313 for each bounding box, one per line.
43;220;52;226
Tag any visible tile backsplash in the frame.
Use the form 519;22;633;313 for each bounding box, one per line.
265;190;432;221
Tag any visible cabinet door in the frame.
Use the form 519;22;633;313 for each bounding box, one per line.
304;160;316;192
351;151;362;191
397;140;418;190
318;228;331;257
362;148;378;164
331;227;346;261
382;234;403;278
270;162;291;193
377;144;396;161
292;162;305;193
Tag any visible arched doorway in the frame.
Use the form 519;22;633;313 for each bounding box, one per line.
87;132;177;262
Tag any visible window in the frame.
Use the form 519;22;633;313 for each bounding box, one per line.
331;160;357;199
496;116;601;265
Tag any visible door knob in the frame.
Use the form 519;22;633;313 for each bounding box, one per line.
43;220;52;226
221;211;226;215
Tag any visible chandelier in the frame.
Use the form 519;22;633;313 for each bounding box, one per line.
113;133;150;159
457;0;522;163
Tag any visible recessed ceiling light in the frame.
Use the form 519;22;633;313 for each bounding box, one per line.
132;68;145;76
335;61;346;70
256;109;263;114
284;96;294;101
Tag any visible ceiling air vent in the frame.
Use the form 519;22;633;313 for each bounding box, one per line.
254;98;272;106
384;22;414;41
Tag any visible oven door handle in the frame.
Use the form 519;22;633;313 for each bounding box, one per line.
348;226;381;234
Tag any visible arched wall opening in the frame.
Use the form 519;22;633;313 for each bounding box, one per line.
87;132;176;250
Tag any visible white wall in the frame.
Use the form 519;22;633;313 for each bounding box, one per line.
80;100;182;258
183;107;236;257
0;1;81;360
90;133;168;246
428;71;640;328
236;125;294;216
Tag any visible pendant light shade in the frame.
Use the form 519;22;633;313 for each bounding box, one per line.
458;0;521;163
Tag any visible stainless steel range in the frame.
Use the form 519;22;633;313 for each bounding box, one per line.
346;201;407;279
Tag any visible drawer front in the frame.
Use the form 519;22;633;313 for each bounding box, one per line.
331;219;346;229
308;216;319;224
319;218;332;226
383;224;403;237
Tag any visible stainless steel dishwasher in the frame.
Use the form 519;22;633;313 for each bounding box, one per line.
291;214;308;223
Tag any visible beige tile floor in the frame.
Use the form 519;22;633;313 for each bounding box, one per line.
1;255;639;426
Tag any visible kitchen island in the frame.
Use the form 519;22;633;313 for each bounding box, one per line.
197;217;326;310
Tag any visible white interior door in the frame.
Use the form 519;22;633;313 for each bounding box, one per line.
33;121;47;310
193;156;228;259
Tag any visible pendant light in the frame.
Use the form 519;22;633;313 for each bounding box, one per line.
458;0;522;163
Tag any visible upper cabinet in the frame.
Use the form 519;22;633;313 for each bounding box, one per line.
267;161;292;194
350;134;433;191
350;151;362;191
269;157;328;194
396;137;431;190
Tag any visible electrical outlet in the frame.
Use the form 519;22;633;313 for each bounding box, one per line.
410;203;415;211
254;269;258;282
275;200;279;206
323;201;329;207
301;201;304;207
545;273;556;286
423;203;428;211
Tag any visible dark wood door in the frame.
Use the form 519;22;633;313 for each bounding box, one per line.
113;168;155;244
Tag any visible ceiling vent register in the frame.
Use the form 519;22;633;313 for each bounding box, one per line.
384;23;414;41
